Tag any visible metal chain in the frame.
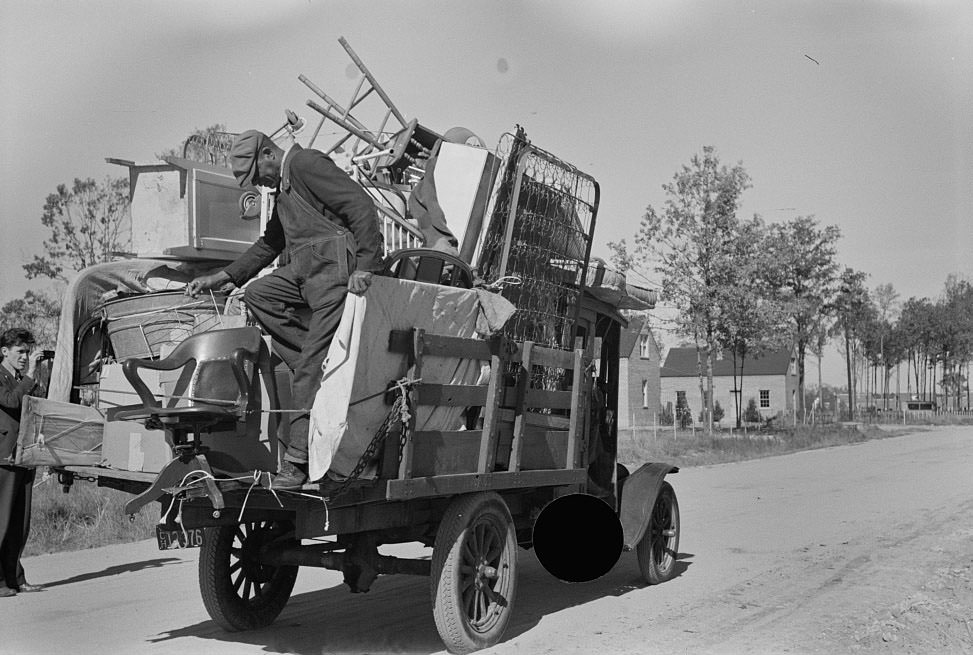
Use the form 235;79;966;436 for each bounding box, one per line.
327;379;415;500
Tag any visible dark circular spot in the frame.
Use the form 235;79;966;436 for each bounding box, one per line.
496;58;509;74
533;493;623;583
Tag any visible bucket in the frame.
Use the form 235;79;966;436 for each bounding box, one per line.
101;291;227;360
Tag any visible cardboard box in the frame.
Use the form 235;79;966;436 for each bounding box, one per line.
15;397;105;467
102;420;173;473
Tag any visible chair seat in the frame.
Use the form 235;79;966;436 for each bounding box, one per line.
114;404;239;428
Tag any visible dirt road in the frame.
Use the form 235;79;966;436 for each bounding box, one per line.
7;426;973;655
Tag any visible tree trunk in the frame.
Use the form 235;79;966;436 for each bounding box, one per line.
845;329;854;421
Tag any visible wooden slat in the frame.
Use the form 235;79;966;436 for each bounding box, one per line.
414;383;488;407
387;330;493;360
476;353;503;473
524;389;573;410
411;430;482;477
566;347;586;469
497;409;571;430
530;346;576;370
397;329;423;480
385;468;587;500
61;465;156;483
509;341;533;472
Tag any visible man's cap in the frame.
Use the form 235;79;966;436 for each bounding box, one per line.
229;130;271;188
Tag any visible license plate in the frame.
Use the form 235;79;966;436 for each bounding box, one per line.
156;525;204;550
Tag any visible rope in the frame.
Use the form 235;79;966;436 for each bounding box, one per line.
481;275;522;291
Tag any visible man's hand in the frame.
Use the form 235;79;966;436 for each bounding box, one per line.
186;271;233;298
26;349;45;378
347;271;373;295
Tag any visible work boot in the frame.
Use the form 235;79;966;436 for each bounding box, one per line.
273;461;308;489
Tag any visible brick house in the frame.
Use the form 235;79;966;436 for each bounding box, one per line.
616;315;662;429
659;346;798;424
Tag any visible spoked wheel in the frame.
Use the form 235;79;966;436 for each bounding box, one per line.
431;492;518;654
636;481;680;584
199;520;299;631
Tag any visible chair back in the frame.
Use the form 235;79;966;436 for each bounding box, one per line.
122;327;267;420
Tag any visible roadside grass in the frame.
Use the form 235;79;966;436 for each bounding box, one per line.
617;422;926;469
24;474;157;557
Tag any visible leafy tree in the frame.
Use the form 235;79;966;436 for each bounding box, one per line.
830;268;871;419
0;290;61;346
635;146;751;434
675;392;693;429
712;215;789;427
659;402;674;426
742;397;762;424
765;216;841;417
24;177;131;282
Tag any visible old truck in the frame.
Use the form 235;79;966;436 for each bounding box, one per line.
18;40;679;654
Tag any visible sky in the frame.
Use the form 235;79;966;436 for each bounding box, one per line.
1;0;971;384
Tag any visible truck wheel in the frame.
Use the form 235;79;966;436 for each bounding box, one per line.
431;492;518;654
198;520;298;631
636;481;680;584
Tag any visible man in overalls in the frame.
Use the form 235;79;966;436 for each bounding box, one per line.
187;130;384;488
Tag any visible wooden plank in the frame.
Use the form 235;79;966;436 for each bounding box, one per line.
61;465;156;483
411;430;481;477
566;347;586;469
398;329;423;480
524;389;573;410
509;341;533;472
530;346;576;370
476;353;503;473
414;383;488;407
520;428;569;470
497;409;571;430
388;330;493;360
385;468;587;501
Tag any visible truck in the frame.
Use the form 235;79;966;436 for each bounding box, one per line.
18;40;679;654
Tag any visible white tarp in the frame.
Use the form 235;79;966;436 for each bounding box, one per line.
308;276;515;481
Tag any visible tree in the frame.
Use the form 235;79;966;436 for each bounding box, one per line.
765;216;841;417
156;123;232;166
635;146;751;434
830;268;871;420
712;215;789;427
23;177;131;282
0;290;62;346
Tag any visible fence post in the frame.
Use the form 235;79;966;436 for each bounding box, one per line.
653;412;658;443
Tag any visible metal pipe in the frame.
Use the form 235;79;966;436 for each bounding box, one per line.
261;544;431;576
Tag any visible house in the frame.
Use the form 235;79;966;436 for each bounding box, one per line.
616;315;662;429
660;346;799;423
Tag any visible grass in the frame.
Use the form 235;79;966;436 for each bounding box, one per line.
24;473;158;557
617;422;922;469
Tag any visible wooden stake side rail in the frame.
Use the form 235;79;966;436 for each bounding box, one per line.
387;328;592;480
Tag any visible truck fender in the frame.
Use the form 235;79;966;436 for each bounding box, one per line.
618;462;679;551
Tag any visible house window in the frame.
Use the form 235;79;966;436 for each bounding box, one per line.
759;389;770;408
642;380;649;408
639;335;650;358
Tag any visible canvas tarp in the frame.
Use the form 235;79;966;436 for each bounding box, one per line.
308;276;515;481
48;258;228;403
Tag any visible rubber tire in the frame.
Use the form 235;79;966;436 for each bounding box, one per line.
198;521;299;631
636;481;680;585
431;492;518;654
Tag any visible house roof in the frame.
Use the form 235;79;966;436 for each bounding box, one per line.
660;347;793;378
619;315;647;358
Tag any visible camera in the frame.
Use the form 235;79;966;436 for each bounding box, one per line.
41;350;55;360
